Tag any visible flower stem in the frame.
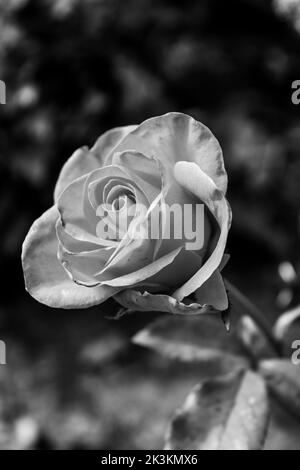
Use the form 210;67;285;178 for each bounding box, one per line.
224;278;281;356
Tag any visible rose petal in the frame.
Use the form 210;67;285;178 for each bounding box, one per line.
95;222;154;281
57;165;147;246
97;190;165;276
102;195;135;240
104;180;133;204
58;243;114;286
87;167;151;252
195;270;228;311
54;125;137;202
114;289;217;315
92;125;137;162
172;161;231;301
101;246;183;287
112;150;162;201
88;175;137;210
86;165;149;208
110;112;227;194
96;187;194;285
220;253;230;271
57;173;100;244
54;147;97;203
57;214;118;250
22;206;117;308
56;218;105;253
148;249;203;289
156;192;212;261
58;202;156;286
112;149;212;262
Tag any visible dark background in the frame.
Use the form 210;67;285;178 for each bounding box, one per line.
0;0;299;449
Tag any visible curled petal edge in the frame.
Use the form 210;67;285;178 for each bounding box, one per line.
114;289;221;315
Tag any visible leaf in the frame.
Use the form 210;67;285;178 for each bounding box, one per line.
133;315;249;377
265;398;300;450
79;334;127;368
236;315;277;362
259;359;300;419
273;305;300;356
165;370;269;450
134;314;244;359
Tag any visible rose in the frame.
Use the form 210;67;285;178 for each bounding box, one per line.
22;112;231;314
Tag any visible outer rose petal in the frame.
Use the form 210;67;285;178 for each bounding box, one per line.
110;112;227;194
54;125;137;201
91;125;137;161
54;147;98;203
21;206;118;309
114;290;217;315
114;266;228;314
57;172;100;244
173;161;231;301
195;269;228;311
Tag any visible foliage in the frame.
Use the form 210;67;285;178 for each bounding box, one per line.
135;301;300;449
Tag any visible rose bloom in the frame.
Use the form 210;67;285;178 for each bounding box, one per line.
22;113;231;314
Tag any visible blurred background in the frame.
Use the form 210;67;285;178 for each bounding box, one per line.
0;0;300;449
